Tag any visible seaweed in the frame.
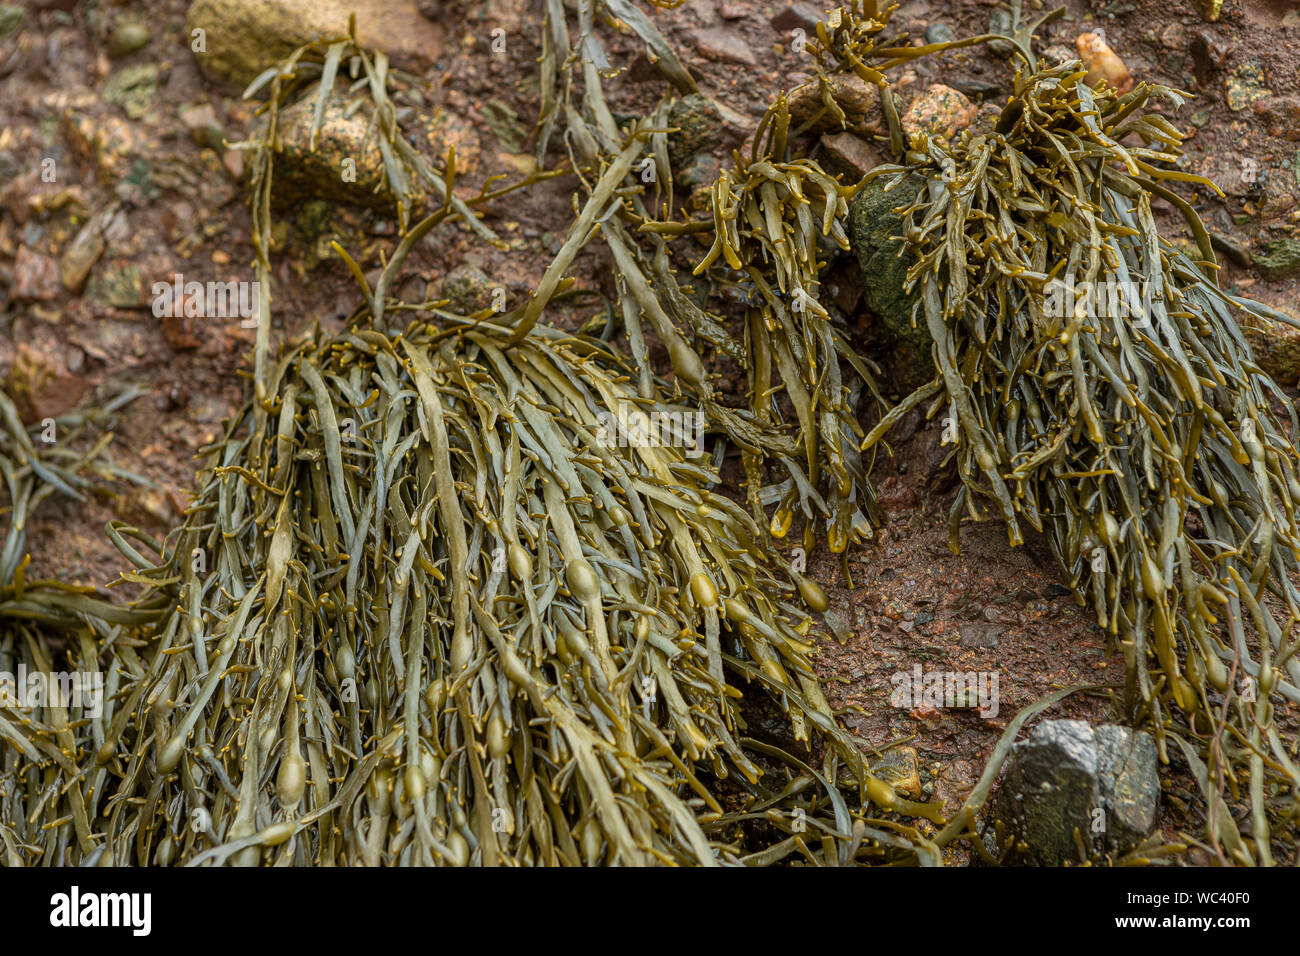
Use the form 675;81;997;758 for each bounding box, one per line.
857;24;1300;861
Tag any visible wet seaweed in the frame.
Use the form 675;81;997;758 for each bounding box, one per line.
859;40;1300;861
17;16;943;866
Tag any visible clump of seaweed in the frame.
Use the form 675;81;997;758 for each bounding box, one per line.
860;37;1300;860
686;100;883;559
529;0;889;564
91;315;944;865
0;387;154;864
57;23;946;866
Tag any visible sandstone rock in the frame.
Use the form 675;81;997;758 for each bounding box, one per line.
693;28;755;67
818;130;882;181
901;84;977;147
11;246;60;301
186;0;446;90
265;84;478;210
787;73;881;136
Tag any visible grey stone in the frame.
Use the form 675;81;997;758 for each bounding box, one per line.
924;24;955;45
1095;725;1160;854
990;719;1158;865
987;9;1014;56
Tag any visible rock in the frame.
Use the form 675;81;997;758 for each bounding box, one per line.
970;101;1002;137
821;606;853;644
869;746;922;799
1197;0;1222;22
1193;148;1262;201
989;719;1158;864
102;63;159;120
85;259;148;309
438;265;495;314
987;8;1013;56
115;485;180;532
675;153;721;192
901;84;977;147
179;102;225;152
950;77;1004;99
924;24;955;45
2;345;88;424
1040;44;1077;69
1225;60;1270;112
11;246;60;301
1256;96;1300;142
958;622;1003;648
1242;310;1300;385
666;94;727;168
186;0;446;90
1208;231;1251;267
221;148;244;180
1190;30;1230;87
1077;33;1133;95
1254;238;1300;278
482;99;528;153
266;85;477;210
848;174;932;387
770;4;821;33
1094;726;1161;853
693;27;755;67
60;208;116;294
787;73;881;136
107;23;150;59
819;131;882;181
64;110;145;184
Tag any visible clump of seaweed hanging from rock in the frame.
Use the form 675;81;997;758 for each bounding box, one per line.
68;25;950;867
852;13;1300;862
0;386;160;865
